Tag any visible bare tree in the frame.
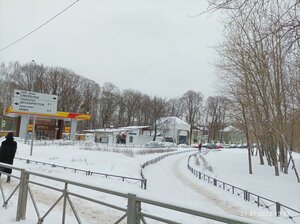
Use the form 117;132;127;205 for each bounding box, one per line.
0;61;100;131
149;96;167;141
204;96;229;143
79;80;101;129
180;90;203;144
166;98;184;117
119;89;143;126
99;82;120;128
138;94;152;126
46;67;83;112
211;0;300;178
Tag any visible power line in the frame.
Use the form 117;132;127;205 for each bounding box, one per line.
0;0;80;53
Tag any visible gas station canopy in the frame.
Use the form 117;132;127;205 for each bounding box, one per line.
4;106;90;121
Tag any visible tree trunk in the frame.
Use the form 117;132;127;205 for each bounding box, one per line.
271;148;280;176
258;147;264;165
247;146;253;174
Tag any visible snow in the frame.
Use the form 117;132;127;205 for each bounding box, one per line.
200;149;300;208
223;125;240;132
0;139;299;223
158;116;190;126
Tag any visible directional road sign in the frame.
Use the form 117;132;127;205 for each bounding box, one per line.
13;90;58;114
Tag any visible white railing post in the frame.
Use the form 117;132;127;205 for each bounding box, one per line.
127;194;141;224
16;169;29;221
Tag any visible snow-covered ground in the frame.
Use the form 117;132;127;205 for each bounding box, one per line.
0;138;299;223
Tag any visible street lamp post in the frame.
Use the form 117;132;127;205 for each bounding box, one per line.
31;59;35;92
30;115;36;156
30;59;36;156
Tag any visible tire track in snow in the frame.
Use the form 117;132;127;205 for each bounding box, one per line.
172;155;264;223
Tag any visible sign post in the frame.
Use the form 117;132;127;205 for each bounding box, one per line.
13;90;58;156
30;115;36;156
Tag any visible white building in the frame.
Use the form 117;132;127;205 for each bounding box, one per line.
84;116;191;145
222;125;246;144
85;126;156;145
156;116;191;145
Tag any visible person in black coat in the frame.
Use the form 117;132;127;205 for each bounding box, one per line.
0;132;17;182
198;142;202;153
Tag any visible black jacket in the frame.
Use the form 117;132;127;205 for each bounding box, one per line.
0;137;17;174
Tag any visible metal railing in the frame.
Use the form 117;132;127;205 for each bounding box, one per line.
23;139;174;149
187;153;300;223
15;157;147;189
0;162;262;224
140;149;194;180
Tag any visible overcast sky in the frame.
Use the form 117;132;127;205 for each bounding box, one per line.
0;0;224;99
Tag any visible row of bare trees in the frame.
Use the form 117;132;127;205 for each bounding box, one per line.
0;61;221;143
207;0;300;179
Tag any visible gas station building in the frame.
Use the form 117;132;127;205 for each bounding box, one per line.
4;106;90;141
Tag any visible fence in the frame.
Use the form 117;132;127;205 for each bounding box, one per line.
14;148;195;190
140;149;194;182
24;139;171;149
15;157;147;189
0;162;262;224
187;153;300;223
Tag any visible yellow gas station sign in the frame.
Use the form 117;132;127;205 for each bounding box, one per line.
64;127;71;133
28;124;33;131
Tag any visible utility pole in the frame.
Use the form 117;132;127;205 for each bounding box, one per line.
31;60;35;92
30;59;36;156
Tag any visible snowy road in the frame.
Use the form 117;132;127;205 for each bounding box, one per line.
142;151;277;224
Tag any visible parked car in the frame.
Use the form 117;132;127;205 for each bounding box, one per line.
229;144;237;148
215;143;224;149
223;144;230;148
202;143;216;149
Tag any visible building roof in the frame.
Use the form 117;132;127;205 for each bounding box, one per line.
157;116;190;126
223;125;240;132
84;126;151;133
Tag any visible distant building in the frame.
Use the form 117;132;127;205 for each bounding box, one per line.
85;116;191;145
4;106;90;141
84;126;155;145
191;127;205;144
156;116;191;145
222;125;246;144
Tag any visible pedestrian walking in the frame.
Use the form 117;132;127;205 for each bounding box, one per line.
0;132;17;182
198;142;202;153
